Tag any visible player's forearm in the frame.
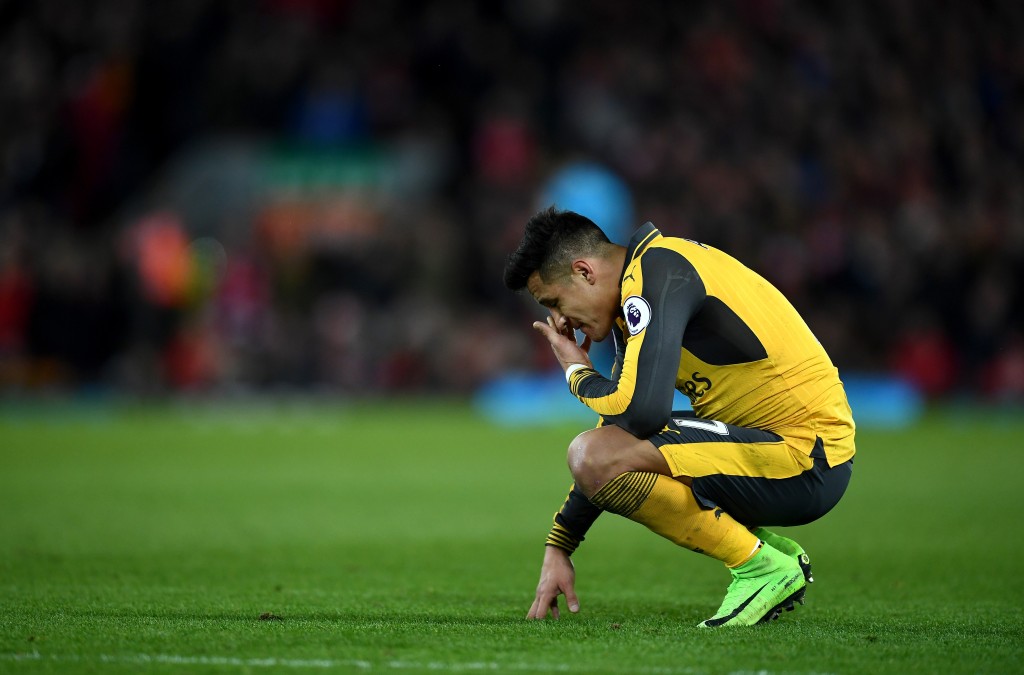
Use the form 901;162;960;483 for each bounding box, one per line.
545;485;602;554
569;367;674;438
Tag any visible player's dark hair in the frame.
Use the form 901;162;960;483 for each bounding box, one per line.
503;206;611;291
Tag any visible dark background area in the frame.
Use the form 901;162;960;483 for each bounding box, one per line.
0;0;1021;400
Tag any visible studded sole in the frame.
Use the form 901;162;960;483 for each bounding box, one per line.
756;586;807;624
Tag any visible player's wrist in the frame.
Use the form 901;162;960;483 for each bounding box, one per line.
564;363;589;383
545;522;580;554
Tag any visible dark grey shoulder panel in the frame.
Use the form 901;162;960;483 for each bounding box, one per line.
638;247;705;303
681;296;768;365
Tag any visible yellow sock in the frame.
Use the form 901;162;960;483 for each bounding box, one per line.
589;472;760;567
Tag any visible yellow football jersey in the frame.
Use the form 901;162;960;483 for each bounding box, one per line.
568;223;855;467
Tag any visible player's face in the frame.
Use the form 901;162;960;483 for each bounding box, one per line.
527;269;617;342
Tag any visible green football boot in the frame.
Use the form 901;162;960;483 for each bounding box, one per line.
699;544;806;628
751;527;813;583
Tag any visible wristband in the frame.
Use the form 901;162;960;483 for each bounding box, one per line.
564;363;588;383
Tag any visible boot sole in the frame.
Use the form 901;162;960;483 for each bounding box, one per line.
756;585;807;624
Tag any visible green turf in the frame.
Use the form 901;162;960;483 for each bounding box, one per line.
1;399;1021;674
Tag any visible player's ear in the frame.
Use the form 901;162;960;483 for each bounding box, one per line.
572;260;597;284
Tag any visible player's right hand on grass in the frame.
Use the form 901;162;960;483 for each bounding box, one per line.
526;545;579;620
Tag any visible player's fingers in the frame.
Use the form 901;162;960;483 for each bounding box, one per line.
532;320;558;343
563;586;580;614
579;335;592;354
528;588;556;620
550;597;560;620
536;318;574;344
550;316;573;341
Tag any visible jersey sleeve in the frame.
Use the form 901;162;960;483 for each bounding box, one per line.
596;324;627;428
545;484;602;554
567;247;706;438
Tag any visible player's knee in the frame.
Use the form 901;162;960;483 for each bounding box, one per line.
567;428;619;497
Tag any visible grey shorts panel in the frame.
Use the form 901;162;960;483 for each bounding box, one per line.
691;437;853;527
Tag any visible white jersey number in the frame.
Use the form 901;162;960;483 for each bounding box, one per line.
671;418;730;436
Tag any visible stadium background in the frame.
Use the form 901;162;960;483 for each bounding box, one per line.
3;3;1024;672
0;0;1022;406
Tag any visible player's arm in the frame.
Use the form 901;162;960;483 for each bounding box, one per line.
542;326;625;556
595;325;625;428
530;327;624;620
527;323;625;617
568;249;706;438
545;484;602;553
546;327;623;552
527;484;600;620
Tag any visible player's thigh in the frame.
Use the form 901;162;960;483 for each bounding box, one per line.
649;413;807;481
650;412;852;526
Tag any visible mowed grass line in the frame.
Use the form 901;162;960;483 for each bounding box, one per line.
0;399;1021;674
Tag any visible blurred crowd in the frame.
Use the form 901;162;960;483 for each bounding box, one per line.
1;0;1022;399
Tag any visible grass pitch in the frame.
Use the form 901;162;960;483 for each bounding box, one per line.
1;398;1021;674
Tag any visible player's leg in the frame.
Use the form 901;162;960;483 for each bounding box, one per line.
650;414;853;625
566;426;803;627
567;425;762;568
751;528;813;583
677;432;853;529
677;428;852;585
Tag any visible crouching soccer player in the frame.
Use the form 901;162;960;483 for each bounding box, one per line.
503;207;855;627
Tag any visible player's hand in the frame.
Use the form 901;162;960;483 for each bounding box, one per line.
532;316;593;374
526;546;579;620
